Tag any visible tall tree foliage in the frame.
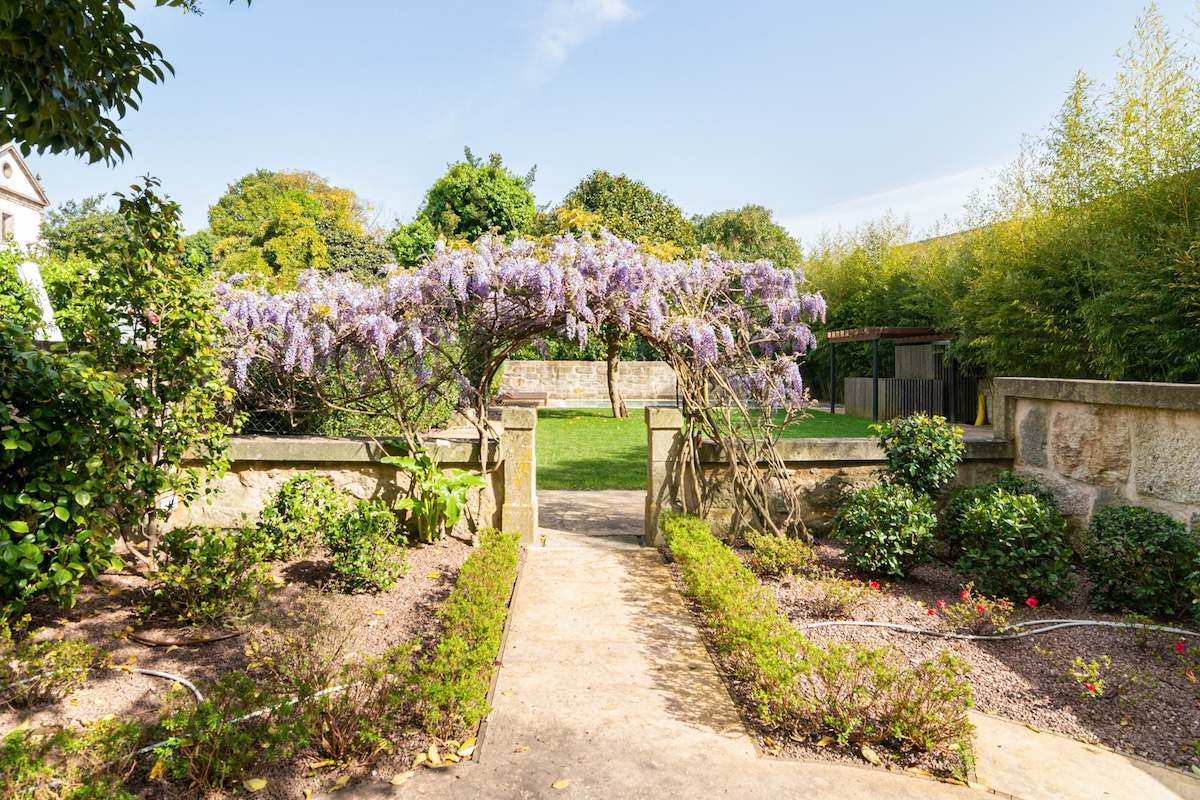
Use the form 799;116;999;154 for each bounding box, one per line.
388;148;537;267
694;204;802;271
205;170;388;288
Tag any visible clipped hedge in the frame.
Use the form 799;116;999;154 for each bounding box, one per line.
415;528;521;738
662;513;974;760
1085;506;1197;618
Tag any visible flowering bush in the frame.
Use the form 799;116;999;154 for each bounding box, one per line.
938;585;1015;636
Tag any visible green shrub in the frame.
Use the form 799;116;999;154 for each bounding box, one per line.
415;528;520;738
146;526;271;625
802;566;874;619
833;483;937;578
662;513;974;766
155;672;303;793
0;716;140;800
943;471;1055;553
1084;506;1197;617
955;489;1074;601
0;321;136;614
256;474;348;561
0;616;97;706
744;528;814;577
871;413;964;498
323;499;409;593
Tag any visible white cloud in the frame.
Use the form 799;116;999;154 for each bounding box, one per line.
526;0;637;83
782;165;1001;246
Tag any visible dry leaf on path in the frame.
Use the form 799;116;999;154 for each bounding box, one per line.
552;778;571;790
860;745;883;766
243;777;267;792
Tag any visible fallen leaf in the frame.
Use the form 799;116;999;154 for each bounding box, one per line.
310;759;337;769
861;745;883;766
304;792;313;800
906;767;931;776
1192;765;1200;776
243;777;267;792
601;704;617;711
149;759;167;780
428;743;442;766
552;778;571;790
514;745;529;753
390;771;415;786
124;656;138;665
938;777;965;785
502;691;517;697
1025;724;1040;733
330;775;350;791
68;699;79;706
816;736;835;747
457;744;476;759
373;609;386;615
411;752;428;769
1120;718;1131;727
426;571;441;579
165;645;179;653
444;754;460;763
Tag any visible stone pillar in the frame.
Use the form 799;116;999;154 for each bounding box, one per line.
501;407;538;545
645;406;684;546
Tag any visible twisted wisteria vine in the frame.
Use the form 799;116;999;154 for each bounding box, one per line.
215;231;826;536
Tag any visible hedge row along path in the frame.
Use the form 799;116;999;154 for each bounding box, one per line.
325;491;1197;800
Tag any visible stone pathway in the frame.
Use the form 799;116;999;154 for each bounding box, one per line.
329;491;1200;800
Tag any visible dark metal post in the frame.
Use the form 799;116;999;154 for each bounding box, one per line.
829;342;836;414
947;354;958;423
871;338;880;423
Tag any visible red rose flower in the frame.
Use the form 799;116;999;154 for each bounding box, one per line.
976;604;986;613
1177;641;1186;654
936;599;946;609
869;580;880;590
1026;597;1038;608
960;589;970;600
927;608;936;616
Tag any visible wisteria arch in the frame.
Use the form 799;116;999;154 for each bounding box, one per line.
216;232;826;537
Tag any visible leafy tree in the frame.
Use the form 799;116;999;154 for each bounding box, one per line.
694;204;802;271
40;195;128;261
388;148;537;266
0;1;247;164
56;177;234;558
559;170;697;253
206;169;386;288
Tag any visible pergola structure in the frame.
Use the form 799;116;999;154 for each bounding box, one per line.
825;327;960;422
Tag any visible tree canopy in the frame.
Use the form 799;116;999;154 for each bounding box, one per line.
694;204;802;270
388;148;537;266
0;1;247;164
205;170;388;288
558;170;697;254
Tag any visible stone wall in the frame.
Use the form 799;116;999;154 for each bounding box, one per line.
178;407;540;544
644;407;1013;543
500;360;677;404
993;378;1200;537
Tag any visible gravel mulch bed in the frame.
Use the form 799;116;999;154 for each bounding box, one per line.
3;535;471;800
665;538;1200;780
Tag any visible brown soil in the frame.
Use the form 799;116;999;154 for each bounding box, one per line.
665;538;1200;779
3;535;472;799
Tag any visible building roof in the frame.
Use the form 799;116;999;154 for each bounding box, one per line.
826;326;953;345
0;143;50;210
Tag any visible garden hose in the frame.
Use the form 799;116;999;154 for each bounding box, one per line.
797;618;1200;642
1;666;203;702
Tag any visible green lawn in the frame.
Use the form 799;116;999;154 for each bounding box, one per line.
535;407;874;491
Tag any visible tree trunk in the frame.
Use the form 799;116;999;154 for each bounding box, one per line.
605;327;628;419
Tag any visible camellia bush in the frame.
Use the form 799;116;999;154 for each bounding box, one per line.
216;232;825;537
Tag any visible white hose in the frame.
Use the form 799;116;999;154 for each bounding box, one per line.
132;669;204;702
797;618;1200;641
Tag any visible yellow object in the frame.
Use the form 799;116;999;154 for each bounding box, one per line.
975;393;987;426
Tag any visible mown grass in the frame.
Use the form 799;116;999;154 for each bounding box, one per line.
535;407;874;491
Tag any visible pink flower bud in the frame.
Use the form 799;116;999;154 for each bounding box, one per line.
927;608;936;616
145;310;160;325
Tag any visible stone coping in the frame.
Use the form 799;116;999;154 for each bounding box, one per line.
696;436;1012;464
993;377;1200;411
213;434;496;466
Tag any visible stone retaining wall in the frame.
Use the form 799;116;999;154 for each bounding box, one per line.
993;378;1200;537
500;360;677;404
644;407;1014;543
178;408;539;544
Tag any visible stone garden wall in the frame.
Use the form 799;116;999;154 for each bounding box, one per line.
644;407;1014;543
177;408;539;544
992;378;1200;538
500;360;677;404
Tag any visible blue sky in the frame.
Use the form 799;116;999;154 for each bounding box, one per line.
25;1;1199;246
